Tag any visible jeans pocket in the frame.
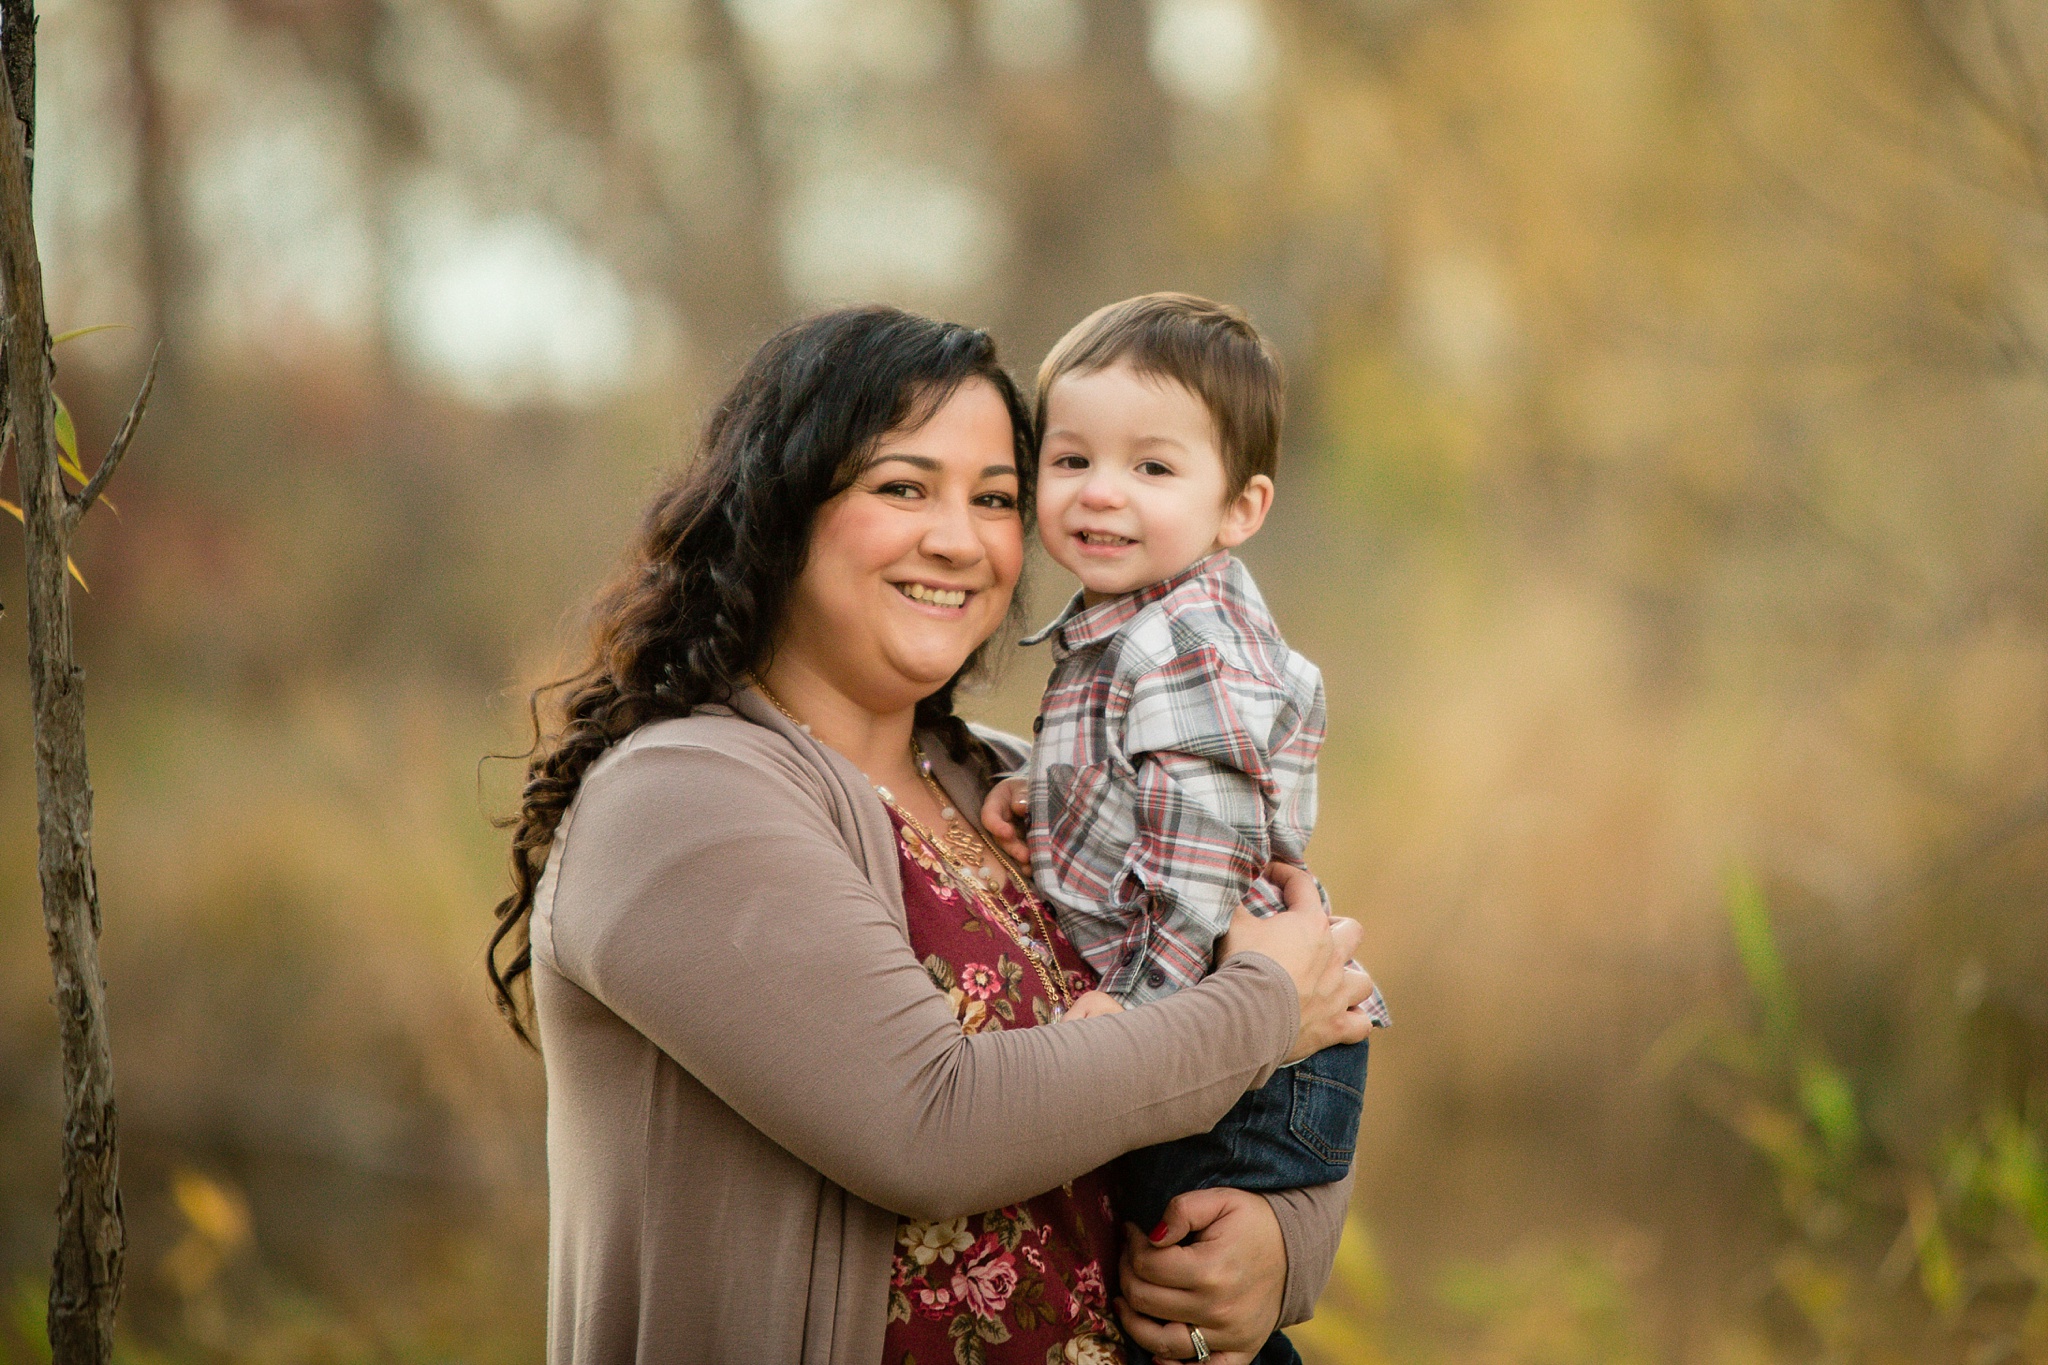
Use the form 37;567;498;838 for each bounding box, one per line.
1287;1042;1368;1167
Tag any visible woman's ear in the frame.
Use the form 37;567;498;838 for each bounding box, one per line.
1214;474;1274;549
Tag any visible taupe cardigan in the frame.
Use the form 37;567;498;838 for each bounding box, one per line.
531;689;1355;1364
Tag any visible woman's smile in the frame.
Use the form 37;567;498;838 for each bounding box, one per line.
894;580;976;611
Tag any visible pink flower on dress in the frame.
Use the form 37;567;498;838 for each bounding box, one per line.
912;1283;957;1319
958;963;1001;1000
950;1233;1020;1319
1070;1261;1107;1315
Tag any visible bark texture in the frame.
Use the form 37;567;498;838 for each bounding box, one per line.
0;20;127;1363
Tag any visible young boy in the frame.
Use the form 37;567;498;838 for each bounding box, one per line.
983;293;1390;1290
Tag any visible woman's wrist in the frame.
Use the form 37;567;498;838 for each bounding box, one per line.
1210;950;1300;1076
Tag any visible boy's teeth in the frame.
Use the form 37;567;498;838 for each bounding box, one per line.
901;583;968;607
1080;532;1132;546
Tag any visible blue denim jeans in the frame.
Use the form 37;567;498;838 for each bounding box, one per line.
1115;1038;1368;1365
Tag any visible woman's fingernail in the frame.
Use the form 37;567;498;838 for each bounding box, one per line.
1149;1220;1169;1243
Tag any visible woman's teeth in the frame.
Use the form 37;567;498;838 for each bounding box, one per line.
899;583;968;608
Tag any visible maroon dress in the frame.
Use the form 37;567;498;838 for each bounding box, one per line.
881;808;1129;1365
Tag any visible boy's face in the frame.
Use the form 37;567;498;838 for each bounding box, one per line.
1037;360;1272;603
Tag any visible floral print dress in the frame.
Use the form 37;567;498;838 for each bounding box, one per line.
883;808;1128;1365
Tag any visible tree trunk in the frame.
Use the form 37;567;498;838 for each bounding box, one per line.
0;4;128;1358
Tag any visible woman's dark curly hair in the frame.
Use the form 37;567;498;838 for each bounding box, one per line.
488;306;1035;1043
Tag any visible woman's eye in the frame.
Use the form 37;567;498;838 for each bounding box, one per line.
875;481;924;499
975;492;1019;510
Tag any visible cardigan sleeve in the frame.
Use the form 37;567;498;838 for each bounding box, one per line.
544;738;1299;1223
1264;1171;1356;1327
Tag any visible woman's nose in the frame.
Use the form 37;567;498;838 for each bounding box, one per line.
920;497;986;564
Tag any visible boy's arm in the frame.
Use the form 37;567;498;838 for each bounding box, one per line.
1082;643;1303;1004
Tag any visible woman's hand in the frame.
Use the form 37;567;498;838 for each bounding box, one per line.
979;775;1030;866
1219;863;1375;1064
1116;1187;1286;1364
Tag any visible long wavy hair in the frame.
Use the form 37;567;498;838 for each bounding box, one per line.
488;306;1035;1043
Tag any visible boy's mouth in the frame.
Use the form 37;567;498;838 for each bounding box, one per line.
1075;531;1136;548
896;582;971;608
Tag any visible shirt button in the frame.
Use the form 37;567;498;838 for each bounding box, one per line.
1032;716;1044;734
1145;969;1166;989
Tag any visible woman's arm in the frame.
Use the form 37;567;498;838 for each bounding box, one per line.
544;738;1301;1222
1263;1172;1357;1327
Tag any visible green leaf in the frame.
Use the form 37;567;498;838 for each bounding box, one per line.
1987;1113;2048;1248
53;392;78;471
1726;868;1797;1048
1796;1060;1860;1165
1903;1178;1963;1318
52;399;96;494
53;323;129;346
48;394;118;514
0;498;89;590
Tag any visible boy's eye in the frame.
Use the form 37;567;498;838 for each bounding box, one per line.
1050;454;1089;471
1137;460;1174;477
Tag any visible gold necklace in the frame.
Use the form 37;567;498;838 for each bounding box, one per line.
750;678;1073;1009
752;676;813;734
906;740;1072;1009
888;800;1071;1010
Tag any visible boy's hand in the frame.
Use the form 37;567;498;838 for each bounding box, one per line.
1059;989;1125;1022
980;775;1030;866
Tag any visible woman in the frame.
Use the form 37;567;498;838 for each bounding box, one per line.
488;307;1376;1365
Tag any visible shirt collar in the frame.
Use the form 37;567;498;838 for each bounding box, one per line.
1019;551;1234;652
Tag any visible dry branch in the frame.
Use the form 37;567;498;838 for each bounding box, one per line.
68;340;157;527
0;12;128;1363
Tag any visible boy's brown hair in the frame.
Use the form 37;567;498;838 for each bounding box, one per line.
1035;292;1284;497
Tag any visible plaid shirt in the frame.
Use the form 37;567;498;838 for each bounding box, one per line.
1022;552;1390;1023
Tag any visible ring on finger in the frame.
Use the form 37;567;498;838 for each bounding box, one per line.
1187;1325;1210;1362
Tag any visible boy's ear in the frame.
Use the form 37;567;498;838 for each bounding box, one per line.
1215;474;1274;549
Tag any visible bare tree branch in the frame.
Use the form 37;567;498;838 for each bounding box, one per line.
0;16;127;1364
64;339;157;530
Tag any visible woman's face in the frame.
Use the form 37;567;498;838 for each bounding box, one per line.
777;377;1025;716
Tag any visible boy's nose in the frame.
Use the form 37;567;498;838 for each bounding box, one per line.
1077;474;1124;509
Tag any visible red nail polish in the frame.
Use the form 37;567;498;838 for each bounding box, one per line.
1149;1220;1169;1243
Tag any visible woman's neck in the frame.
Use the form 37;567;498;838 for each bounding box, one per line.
756;658;919;782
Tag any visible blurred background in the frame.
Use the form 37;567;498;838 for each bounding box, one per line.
1;0;2044;1358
